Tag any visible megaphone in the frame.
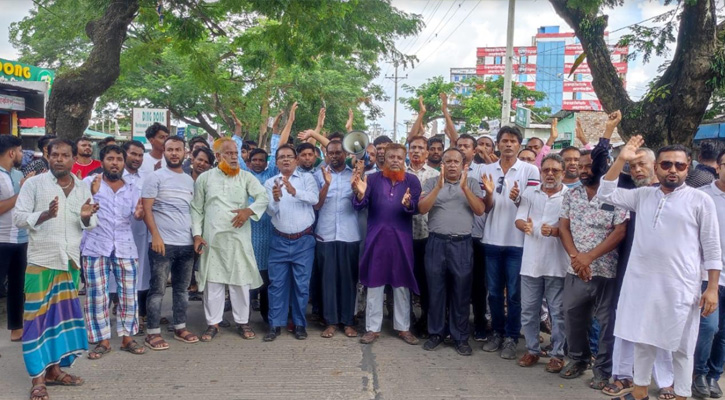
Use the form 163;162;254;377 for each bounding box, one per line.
342;130;369;158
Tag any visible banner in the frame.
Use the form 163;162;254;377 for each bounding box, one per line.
132;108;169;142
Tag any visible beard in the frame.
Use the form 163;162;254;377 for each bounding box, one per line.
428;154;441;164
564;170;578;179
51;168;69;179
218;159;240;176
661;177;684;190
103;170;123;181
580;174;597;187
382;167;406;183
633;176;652;187
165;157;183;169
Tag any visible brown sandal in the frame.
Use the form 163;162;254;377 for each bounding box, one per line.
344;326;358;337
545;357;565;373
174;328;199;343
321;325;337;338
29;384;48;400
145;334;169;350
87;343;111;360
46;371;84;386
200;326;219;342
237;324;256;340
120;340;146;355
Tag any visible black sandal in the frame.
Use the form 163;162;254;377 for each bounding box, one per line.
558;361;588;379
120;340;146;355
200;325;219;342
87;343;111;360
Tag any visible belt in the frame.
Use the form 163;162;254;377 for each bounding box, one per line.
274;226;314;240
430;232;472;242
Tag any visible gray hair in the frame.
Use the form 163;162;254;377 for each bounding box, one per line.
635;147;655;161
541;153;565;170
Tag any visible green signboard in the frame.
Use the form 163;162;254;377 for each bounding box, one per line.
0;58;55;95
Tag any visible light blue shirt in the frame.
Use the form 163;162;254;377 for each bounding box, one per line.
232;135;245;165
81;176;140;258
313;166;359;243
264;170;319;234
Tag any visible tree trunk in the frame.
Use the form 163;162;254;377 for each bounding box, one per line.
46;0;139;140
549;0;720;148
258;94;270;150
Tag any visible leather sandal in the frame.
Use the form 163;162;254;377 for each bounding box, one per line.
321;325;337;338
174;328;199;343
398;330;419;345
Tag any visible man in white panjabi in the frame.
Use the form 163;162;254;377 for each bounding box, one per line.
597;137;722;400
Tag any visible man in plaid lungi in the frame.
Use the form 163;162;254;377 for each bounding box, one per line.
81;145;147;358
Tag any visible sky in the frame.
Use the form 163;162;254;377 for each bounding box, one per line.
0;0;673;135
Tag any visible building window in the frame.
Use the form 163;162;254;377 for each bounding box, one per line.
494;56;502;65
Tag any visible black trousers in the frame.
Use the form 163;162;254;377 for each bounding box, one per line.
0;242;27;330
471;239;488;334
137;290;149;318
259;269;270;324
412;238;428;325
425;235;473;341
316;241;359;326
563;274;615;378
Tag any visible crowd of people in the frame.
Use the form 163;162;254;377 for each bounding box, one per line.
0;95;724;400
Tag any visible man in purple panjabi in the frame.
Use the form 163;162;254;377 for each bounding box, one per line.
353;143;421;346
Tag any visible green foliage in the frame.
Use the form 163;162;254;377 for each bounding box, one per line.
9;0;422;140
399;76;456;122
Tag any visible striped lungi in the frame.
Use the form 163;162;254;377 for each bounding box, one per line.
22;264;88;378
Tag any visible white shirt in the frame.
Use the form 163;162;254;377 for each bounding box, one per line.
597;178;722;353
407;163;440;240
516;184;569;278
481;159;541;247
138;152;166;176
701;181;725;286
264;170;319;234
313;166;359;242
0;167;27;244
13;172;98;271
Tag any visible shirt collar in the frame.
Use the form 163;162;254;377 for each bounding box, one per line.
495;158;521;171
710;180;725;196
534;183;568;197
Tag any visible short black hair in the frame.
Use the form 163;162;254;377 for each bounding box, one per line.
698;140;725;162
0;135;22;156
428;136;444;148
75;136;92;145
717;149;725;165
296;142;316;155
580;149;592;157
456;133;476;147
249;148;268;160
100;144;126;161
328;132;344;142
99;136;116;148
527;137;544;146
496;126;523;144
275;144;297;160
656;144;691;160
409;135;429;148
122;140;145;153
164;136;186;147
242;143;251;151
326;140;344;151
47;139;77;157
442;147;465;162
192;147;215;163
189;136;209;149
38;135;56;151
559;146;582;157
518;148;536;157
245;140;258;147
145;122;170;140
373;135;392;146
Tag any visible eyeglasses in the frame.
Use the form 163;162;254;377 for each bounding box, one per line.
658;161;688;172
541;168;563;175
496;176;505;194
277;155;296;160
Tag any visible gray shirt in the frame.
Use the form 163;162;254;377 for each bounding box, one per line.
423;177;484;236
142;168;195;246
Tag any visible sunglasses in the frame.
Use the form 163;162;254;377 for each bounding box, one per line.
496;176;505;194
542;168;563;175
658;161;688;172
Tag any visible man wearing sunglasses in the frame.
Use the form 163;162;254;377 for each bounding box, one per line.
597;137;722;400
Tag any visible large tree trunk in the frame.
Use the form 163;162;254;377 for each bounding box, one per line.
549;0;720;148
258;94;270;149
46;0;139;140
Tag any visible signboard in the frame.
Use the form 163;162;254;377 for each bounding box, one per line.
0;58;55;95
562;99;602;111
131;108;169;142
477;64;536;75
176;126;185;138
477;46;537;58
0;94;25;111
450;68;477;75
563;81;594;92
515;107;531;128
564;44;628;56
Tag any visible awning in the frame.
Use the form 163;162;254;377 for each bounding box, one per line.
694;123;725;142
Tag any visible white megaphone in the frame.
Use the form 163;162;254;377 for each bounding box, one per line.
342;130;370;158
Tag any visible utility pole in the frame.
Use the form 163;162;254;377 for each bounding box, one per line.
501;0;516;125
386;62;407;143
